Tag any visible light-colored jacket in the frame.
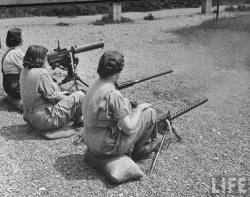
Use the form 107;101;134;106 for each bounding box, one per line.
20;67;65;119
2;46;24;75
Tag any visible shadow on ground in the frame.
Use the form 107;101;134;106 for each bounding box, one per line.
0;124;43;141
53;153;118;189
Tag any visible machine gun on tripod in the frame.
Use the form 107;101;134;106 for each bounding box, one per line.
47;40;104;90
150;97;208;173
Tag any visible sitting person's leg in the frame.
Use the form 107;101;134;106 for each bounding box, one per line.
131;107;158;157
43;91;84;139
53;91;84;125
40;126;76;140
117;107;158;160
27;91;84;139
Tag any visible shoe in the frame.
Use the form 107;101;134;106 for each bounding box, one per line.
72;121;84;128
157;119;169;135
157;111;171;135
132;138;160;161
72;116;84;127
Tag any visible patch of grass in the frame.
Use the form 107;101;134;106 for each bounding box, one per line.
152;88;162;98
92;14;133;25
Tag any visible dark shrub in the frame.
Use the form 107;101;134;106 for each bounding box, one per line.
144;13;155;20
92;14;133;25
225;6;236;12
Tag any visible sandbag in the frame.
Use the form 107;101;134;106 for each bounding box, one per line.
85;150;145;184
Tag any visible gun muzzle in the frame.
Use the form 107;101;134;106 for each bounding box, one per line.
72;41;104;54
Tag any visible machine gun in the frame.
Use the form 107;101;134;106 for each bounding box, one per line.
149;97;208;173
115;70;173;90
47;40;104;90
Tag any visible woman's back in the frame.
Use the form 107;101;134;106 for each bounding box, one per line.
83;78;117;128
20;67;51;112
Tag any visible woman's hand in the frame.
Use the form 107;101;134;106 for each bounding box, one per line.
137;103;152;111
118;102;153;135
61;91;70;96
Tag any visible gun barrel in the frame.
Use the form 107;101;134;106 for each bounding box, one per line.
73;41;104;54
134;70;173;84
117;70;173;90
157;97;208;122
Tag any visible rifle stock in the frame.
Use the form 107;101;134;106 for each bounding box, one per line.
116;70;173;90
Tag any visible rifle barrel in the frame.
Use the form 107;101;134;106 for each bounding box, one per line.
157;97;208;122
133;70;173;84
117;70;173;90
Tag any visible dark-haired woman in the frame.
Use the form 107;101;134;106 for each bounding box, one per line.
20;45;84;139
1;28;24;111
82;51;159;160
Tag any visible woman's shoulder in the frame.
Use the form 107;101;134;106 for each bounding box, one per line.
8;46;24;56
104;84;124;102
90;79;114;92
29;68;48;76
88;79;117;99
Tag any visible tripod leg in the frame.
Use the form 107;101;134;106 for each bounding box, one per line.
171;127;182;142
74;78;79;90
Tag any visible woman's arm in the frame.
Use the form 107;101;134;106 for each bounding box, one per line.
118;103;152;135
108;90;152;135
38;72;67;104
13;48;25;70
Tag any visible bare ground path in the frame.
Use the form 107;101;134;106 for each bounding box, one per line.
0;8;249;196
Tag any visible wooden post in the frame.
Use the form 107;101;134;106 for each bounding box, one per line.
201;0;212;14
216;0;220;21
111;2;122;22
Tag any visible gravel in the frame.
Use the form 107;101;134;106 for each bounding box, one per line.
0;8;249;197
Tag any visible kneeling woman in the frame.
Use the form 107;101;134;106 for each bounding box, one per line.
20;45;84;139
83;51;159;160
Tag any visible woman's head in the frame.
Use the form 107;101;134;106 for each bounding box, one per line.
23;45;48;69
6;28;23;48
97;51;124;79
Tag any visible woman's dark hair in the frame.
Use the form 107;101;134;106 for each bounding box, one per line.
23;45;48;69
97;51;124;79
6;28;22;48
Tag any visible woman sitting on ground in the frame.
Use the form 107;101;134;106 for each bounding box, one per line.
1;28;24;111
82;51;159;160
20;45;84;139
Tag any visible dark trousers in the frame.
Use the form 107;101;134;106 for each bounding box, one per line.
3;74;21;99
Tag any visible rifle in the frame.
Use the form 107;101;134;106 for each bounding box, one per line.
149;97;208;173
115;70;173;90
47;40;104;89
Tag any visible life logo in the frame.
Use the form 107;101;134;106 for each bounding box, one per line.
210;176;249;196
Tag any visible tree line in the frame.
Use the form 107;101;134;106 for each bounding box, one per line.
0;0;249;18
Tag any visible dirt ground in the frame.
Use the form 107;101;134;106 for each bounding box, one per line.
0;8;249;197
